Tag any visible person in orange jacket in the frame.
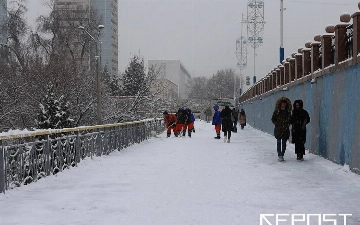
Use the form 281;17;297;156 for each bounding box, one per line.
163;111;178;137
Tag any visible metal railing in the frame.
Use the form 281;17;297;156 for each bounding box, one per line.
0;119;164;194
331;35;336;65
318;43;322;70
346;24;353;59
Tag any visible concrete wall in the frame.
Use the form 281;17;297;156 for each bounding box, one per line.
240;63;360;173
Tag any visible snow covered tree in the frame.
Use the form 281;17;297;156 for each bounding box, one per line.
36;82;74;129
122;55;146;96
188;76;208;99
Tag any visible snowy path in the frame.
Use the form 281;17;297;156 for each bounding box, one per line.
1;121;360;225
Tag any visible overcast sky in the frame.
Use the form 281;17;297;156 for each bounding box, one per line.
27;0;360;89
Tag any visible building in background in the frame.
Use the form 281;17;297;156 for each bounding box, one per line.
54;0;118;76
0;0;7;43
90;0;118;77
148;60;191;99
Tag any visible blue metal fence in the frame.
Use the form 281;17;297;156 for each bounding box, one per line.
0;119;164;194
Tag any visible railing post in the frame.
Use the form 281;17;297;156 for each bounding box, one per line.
45;134;51;176
272;70;276;89
352;11;360;63
335;23;350;65
284;61;290;84
279;65;285;85
275;68;281;87
311;42;321;74
295;50;303;79
0;139;5;194
302;45;311;77
322;33;334;69
289;57;296;82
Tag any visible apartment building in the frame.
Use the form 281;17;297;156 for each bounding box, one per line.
54;0;118;76
148;60;192;99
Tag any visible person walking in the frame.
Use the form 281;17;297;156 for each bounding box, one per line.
271;97;292;162
212;104;222;139
232;108;239;133
238;109;246;130
220;105;233;143
183;108;195;137
205;107;212;123
290;100;310;161
163;111;178;137
175;108;188;137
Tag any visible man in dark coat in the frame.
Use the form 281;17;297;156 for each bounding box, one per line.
290;99;310;161
271;97;292;161
220;105;233;143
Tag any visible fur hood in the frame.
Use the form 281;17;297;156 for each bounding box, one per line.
275;97;292;112
293;99;303;110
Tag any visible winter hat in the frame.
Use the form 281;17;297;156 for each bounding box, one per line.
163;111;169;115
213;104;219;111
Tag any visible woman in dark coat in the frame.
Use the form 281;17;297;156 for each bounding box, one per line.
271;97;292;161
220;106;233;143
290;99;310;161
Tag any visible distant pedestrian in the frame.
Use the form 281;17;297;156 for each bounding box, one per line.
238;109;246;130
232;108;239;133
220;105;233;143
183;108;195;137
175;108;188;137
212;104;222;139
271;97;292;162
290;100;310;161
163;111;177;137
205;107;212;123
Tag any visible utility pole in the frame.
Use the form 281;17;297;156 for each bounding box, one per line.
235;14;248;99
280;0;284;63
246;0;265;85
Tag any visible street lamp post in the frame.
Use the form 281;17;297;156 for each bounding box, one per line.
79;25;104;125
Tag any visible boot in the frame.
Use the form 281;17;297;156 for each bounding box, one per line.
188;131;191;138
214;132;221;139
167;133;171;138
182;130;186;136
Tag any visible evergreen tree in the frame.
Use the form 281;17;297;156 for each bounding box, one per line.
36;82;74;129
122;55;146;96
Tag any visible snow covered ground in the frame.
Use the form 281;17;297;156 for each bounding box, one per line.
1;120;360;225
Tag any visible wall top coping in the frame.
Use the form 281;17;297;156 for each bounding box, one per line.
302;48;311;52
321;34;334;38
311;41;321;46
289;58;296;61
295;53;303;56
284;62;290;64
351;11;360;17
335;23;351;28
276;68;280;71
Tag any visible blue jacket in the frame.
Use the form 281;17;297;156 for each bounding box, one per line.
189;113;195;122
212;105;222;125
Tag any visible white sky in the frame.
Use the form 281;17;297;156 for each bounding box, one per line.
25;0;360;89
1;120;360;224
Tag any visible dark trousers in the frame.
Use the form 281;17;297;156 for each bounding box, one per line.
233;122;237;132
224;131;232;139
295;142;305;159
277;138;287;157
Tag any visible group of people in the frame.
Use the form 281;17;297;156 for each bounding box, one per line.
163;108;195;138
212;105;247;143
163;97;309;162
271;97;310;162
